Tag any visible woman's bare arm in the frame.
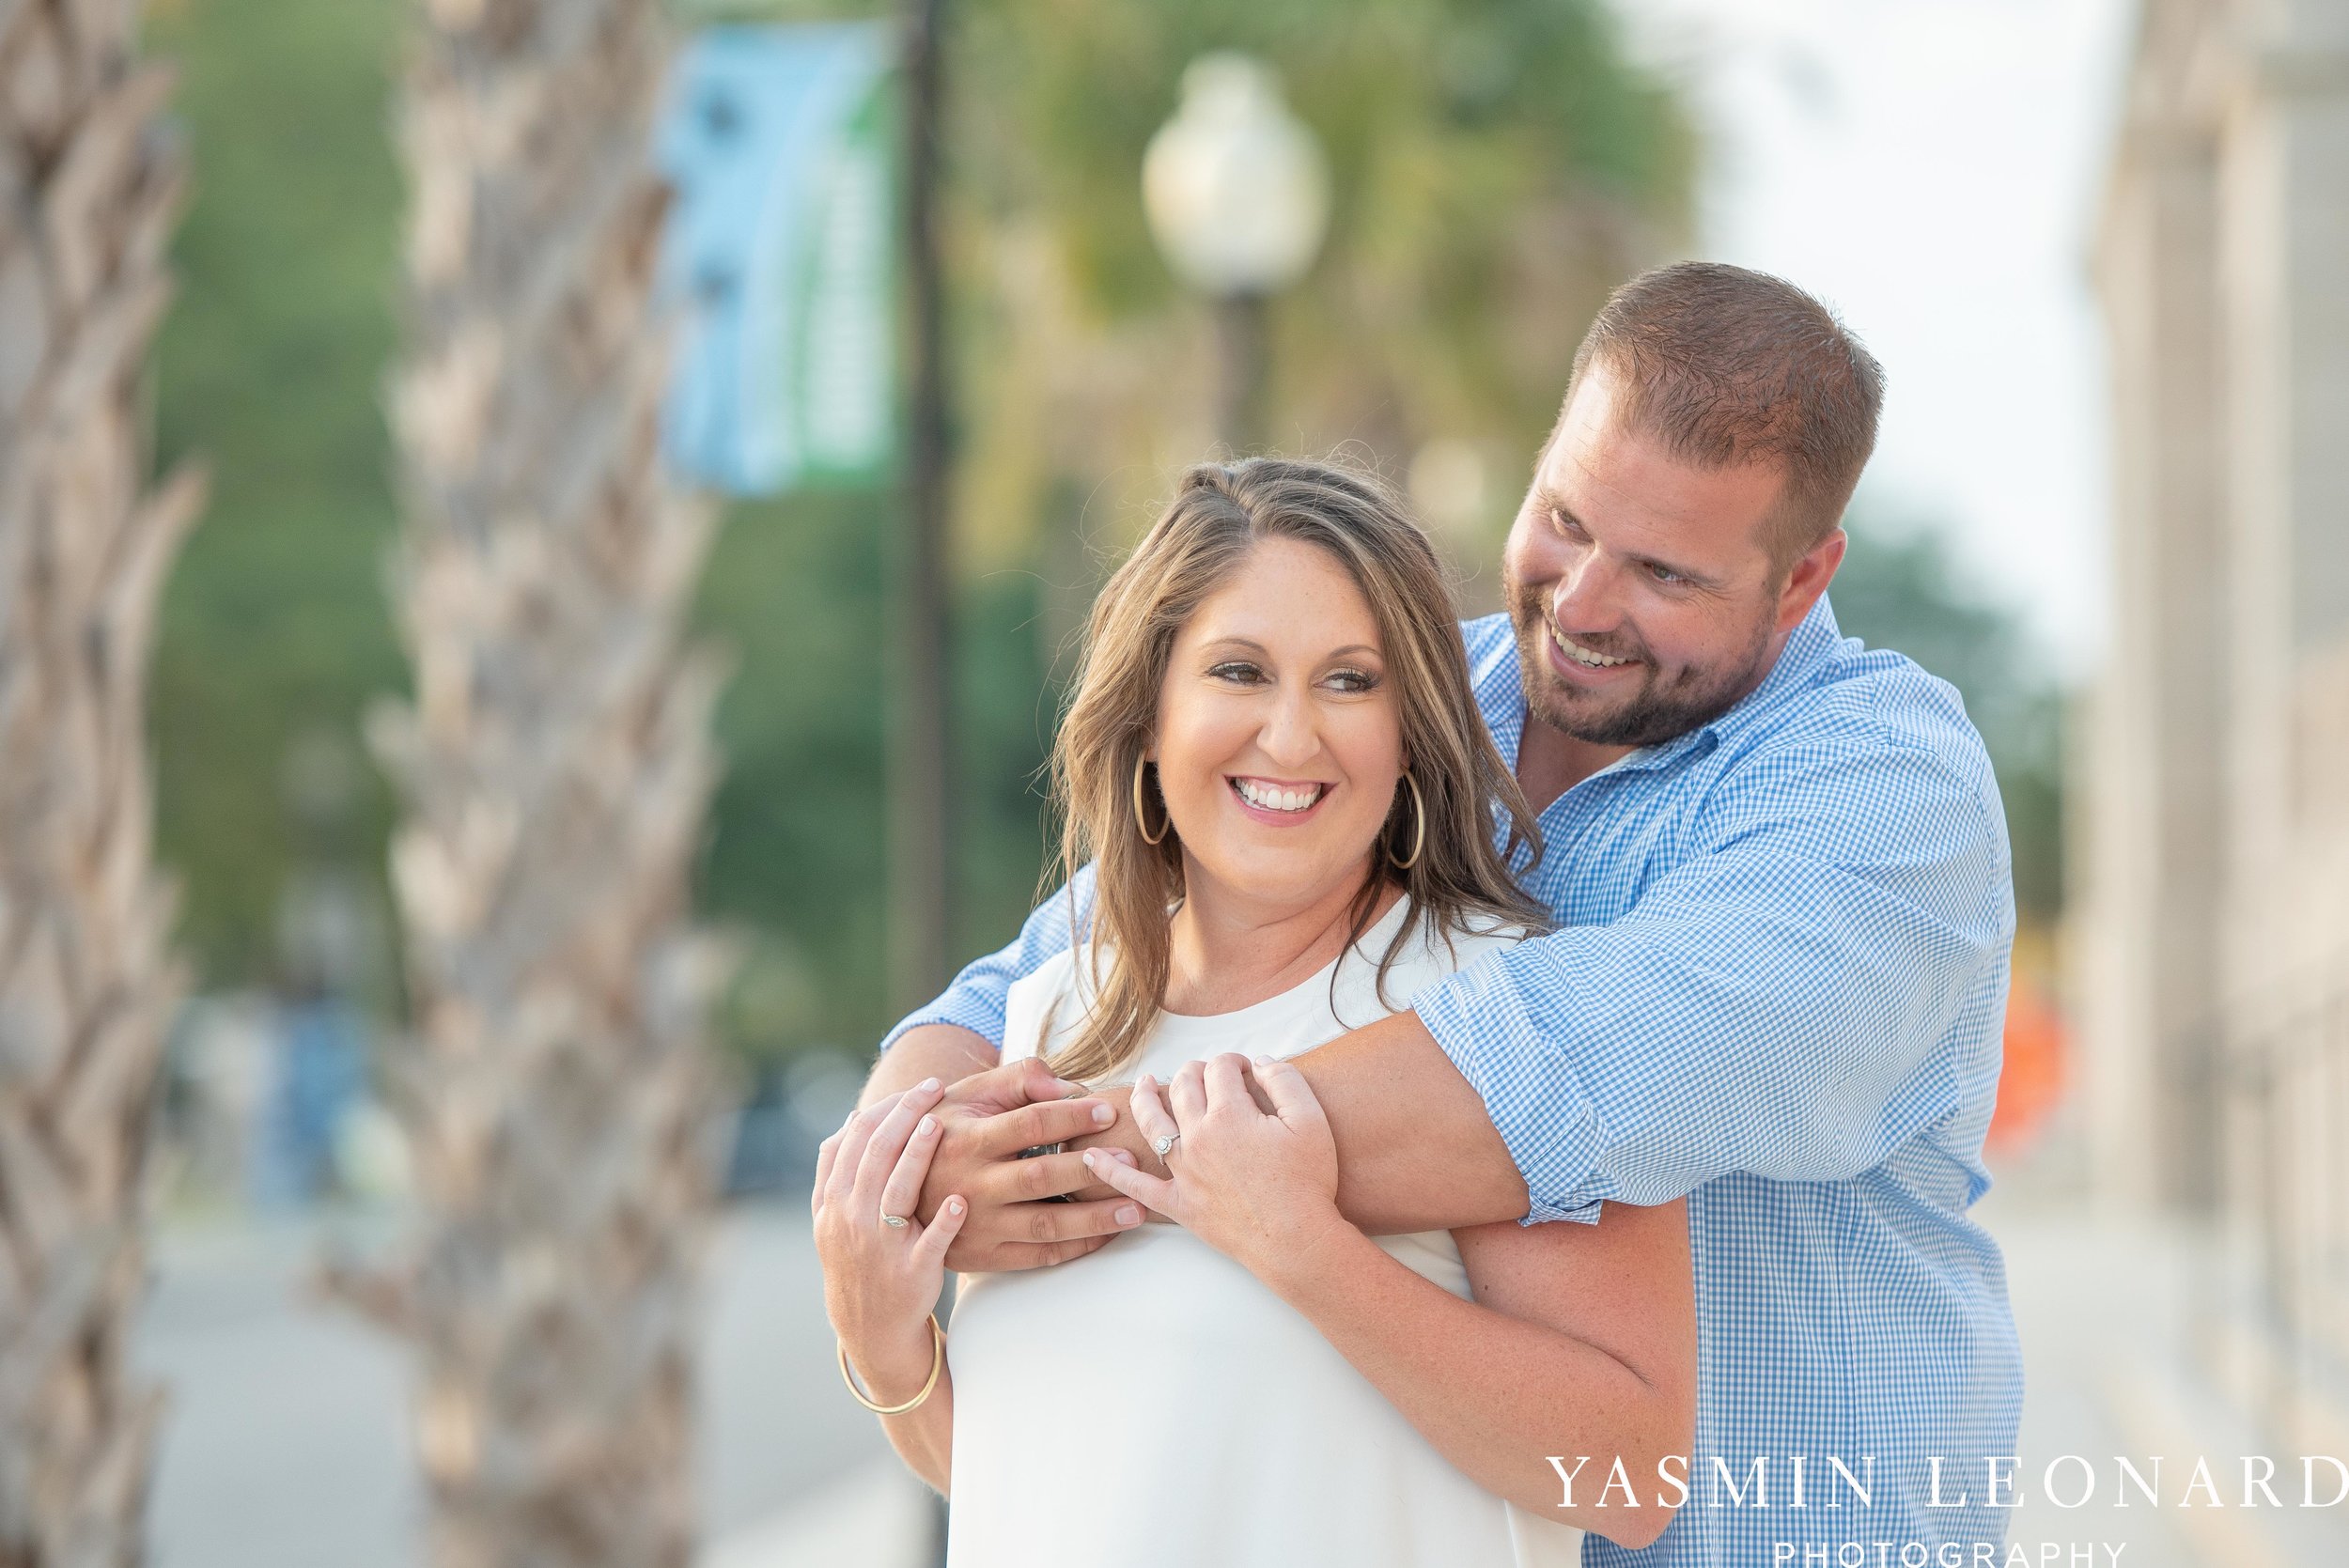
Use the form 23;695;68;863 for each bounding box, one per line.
843;1316;956;1495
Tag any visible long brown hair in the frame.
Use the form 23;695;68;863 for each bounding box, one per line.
1039;457;1547;1084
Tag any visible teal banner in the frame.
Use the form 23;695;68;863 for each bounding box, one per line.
658;23;895;495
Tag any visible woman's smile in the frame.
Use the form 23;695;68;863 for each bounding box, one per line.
1227;775;1332;822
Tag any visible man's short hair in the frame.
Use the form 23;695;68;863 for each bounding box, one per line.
1553;261;1884;570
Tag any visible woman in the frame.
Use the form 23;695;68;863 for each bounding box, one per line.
814;458;1695;1565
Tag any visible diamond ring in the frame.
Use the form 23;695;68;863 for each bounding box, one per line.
1152;1132;1179;1158
879;1211;910;1229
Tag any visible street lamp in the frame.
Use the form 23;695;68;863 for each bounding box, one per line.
1143;53;1330;453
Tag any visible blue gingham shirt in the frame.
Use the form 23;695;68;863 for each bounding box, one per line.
883;598;2022;1565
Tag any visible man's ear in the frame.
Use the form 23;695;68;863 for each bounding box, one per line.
1775;527;1847;637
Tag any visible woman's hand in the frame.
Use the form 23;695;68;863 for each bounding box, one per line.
813;1079;966;1405
1083;1052;1348;1280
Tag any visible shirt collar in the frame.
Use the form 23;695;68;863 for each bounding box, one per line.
1470;623;1532;774
1729;592;1843;734
1475;595;1844;778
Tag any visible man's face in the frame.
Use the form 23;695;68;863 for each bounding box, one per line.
1501;366;1838;749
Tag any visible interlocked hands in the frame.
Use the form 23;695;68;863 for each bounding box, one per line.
1083;1052;1344;1278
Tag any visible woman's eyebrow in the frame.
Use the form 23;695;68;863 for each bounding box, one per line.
1196;636;1382;662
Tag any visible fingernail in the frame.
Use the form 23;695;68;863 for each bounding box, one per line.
918;1077;940;1094
917;1115;936;1136
1091;1103;1113;1126
1107;1148;1135;1167
1115;1204;1141;1227
1081;1150;1098;1170
946;1197;964;1216
1253;1055;1271;1066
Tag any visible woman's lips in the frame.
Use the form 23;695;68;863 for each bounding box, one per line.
1226;775;1331;825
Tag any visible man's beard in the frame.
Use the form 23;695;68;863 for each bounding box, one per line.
1504;578;1776;749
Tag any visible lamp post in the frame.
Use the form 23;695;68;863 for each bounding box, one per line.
1143;54;1330;454
892;0;953;1013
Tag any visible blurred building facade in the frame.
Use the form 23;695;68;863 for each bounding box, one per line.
2079;0;2349;1446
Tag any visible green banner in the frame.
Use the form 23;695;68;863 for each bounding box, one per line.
659;24;896;494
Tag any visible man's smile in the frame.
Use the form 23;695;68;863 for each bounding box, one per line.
1542;608;1644;686
1552;629;1633;669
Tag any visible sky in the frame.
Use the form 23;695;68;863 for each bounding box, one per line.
1624;0;2137;668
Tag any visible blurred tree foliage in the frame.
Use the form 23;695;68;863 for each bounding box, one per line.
937;0;1697;582
141;0;2050;1075
147;0;1696;1065
1831;513;2064;923
148;0;407;1001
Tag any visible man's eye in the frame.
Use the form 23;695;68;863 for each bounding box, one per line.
1647;564;1686;585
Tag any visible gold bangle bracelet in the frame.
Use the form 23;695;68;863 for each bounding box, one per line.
837;1315;946;1415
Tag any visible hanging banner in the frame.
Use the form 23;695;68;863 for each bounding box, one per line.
657;23;895;495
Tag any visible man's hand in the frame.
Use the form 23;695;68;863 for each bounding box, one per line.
910;1056;1146;1271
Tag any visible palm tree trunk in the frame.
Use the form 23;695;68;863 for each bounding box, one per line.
0;1;201;1563
366;2;726;1565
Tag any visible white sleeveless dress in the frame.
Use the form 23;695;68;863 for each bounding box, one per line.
944;897;1583;1568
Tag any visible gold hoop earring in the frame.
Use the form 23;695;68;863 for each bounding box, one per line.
1387;771;1425;871
1133;755;1171;846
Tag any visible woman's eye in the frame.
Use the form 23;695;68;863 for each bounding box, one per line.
1325;669;1379;694
1207;661;1265;684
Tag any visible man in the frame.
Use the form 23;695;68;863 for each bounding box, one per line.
862;262;2021;1565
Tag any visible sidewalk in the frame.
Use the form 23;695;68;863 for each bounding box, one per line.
703;1463;939;1568
137;1203;892;1568
1981;1183;2349;1568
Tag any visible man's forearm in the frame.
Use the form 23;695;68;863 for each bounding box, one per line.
1066;1010;1530;1232
860;1023;997;1110
1297;1009;1529;1232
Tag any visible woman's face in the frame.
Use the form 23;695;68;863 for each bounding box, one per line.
1151;536;1405;916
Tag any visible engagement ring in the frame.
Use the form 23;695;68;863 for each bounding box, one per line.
1152;1132;1179;1157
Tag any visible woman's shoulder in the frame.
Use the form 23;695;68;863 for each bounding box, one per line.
1335;901;1532;1020
1407;903;1537;969
1007;945;1082;1006
1003;945;1100;1063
